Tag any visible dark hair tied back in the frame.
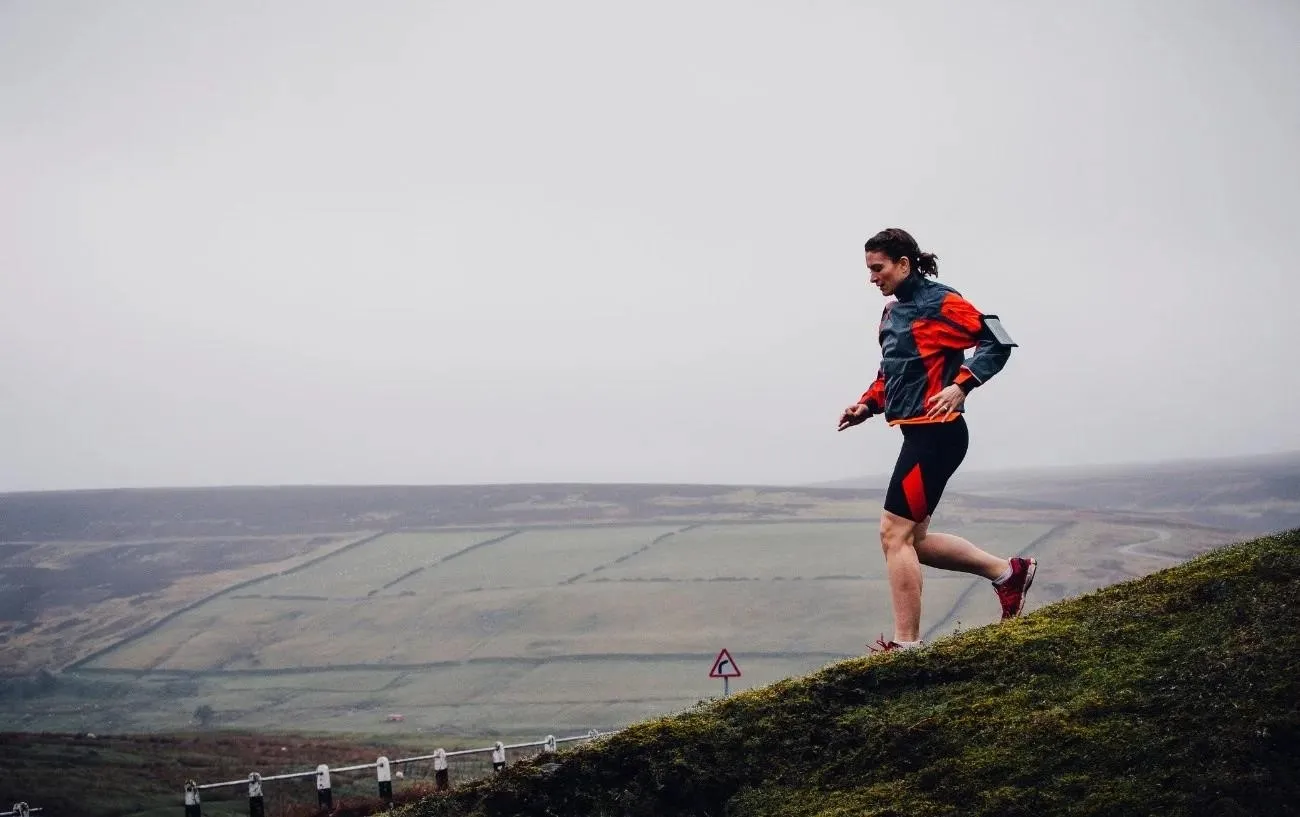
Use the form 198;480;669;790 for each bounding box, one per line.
864;227;940;277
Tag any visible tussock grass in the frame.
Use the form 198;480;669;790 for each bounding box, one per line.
390;529;1300;817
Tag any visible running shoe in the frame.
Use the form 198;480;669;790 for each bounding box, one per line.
994;556;1037;619
867;635;923;653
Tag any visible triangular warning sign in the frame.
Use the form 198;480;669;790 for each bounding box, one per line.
708;648;741;678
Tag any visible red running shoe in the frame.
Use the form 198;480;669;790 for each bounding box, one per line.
867;635;900;653
866;635;923;653
995;556;1037;619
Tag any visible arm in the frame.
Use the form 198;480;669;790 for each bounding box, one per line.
839;368;885;431
858;368;886;414
938;293;1016;393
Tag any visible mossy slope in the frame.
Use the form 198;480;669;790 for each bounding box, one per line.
393;530;1300;817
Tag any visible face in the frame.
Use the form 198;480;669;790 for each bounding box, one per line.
865;250;911;296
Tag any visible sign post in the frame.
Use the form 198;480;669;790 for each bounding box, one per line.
708;648;741;696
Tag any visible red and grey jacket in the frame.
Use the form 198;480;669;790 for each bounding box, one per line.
857;273;1015;426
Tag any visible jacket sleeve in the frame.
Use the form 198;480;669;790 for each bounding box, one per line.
938;293;1014;393
858;368;886;414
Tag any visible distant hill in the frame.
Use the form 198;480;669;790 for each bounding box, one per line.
7;448;1295;540
0;482;875;541
388;528;1300;817
818;450;1300;533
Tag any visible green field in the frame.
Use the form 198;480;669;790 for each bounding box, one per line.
84;522;1057;670
246;530;494;598
38;519;1106;735
592;521;1056;580
383;525;684;594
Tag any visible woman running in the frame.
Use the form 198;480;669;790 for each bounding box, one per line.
837;227;1035;652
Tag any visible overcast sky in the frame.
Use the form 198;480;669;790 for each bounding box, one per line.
2;0;1298;492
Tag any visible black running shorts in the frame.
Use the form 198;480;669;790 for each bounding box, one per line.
883;416;969;522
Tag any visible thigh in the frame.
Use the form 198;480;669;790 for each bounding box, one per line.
919;418;969;514
884;420;968;522
883;430;928;522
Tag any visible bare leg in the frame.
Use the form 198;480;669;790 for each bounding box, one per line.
879;510;923;642
912;516;1008;581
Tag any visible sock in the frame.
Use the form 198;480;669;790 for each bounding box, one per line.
894;640;923;650
992;562;1013;585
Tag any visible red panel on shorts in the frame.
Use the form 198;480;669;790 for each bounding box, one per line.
902;464;928;521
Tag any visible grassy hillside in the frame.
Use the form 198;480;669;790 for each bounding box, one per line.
388;529;1300;817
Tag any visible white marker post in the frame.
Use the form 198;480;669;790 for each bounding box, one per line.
248;773;264;817
433;748;449;791
376;756;392;803
708;648;742;696
316;764;332;810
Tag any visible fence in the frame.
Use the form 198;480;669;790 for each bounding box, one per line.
1;805;41;817
182;729;612;816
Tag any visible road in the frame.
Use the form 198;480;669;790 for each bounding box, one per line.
1116;527;1182;562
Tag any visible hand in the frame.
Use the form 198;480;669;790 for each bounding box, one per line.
925;384;966;420
838;403;873;431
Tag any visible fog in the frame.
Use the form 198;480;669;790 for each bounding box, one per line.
2;0;1298;492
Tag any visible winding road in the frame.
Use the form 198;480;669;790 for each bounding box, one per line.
1116;527;1181;562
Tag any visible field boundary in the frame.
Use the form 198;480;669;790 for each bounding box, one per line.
66;530;391;671
379;530;521;592
394;517;892;534
561;524;700;585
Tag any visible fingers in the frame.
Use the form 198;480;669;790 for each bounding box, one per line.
837;406;868;431
925;387;962;420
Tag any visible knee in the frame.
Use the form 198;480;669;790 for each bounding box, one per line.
913;517;930;545
879;514;915;556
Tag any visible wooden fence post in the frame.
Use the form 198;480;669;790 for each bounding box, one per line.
184;780;201;816
433;748;449;791
376;756;393;803
316;764;332;810
247;773;264;817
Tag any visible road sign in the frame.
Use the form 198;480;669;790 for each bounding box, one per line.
709;648;741;678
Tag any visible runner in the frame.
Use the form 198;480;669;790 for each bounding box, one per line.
837;227;1035;652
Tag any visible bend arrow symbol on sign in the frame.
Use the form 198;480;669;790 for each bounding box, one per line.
708;648;741;678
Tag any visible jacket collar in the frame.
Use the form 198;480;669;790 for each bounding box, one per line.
894;272;923;302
